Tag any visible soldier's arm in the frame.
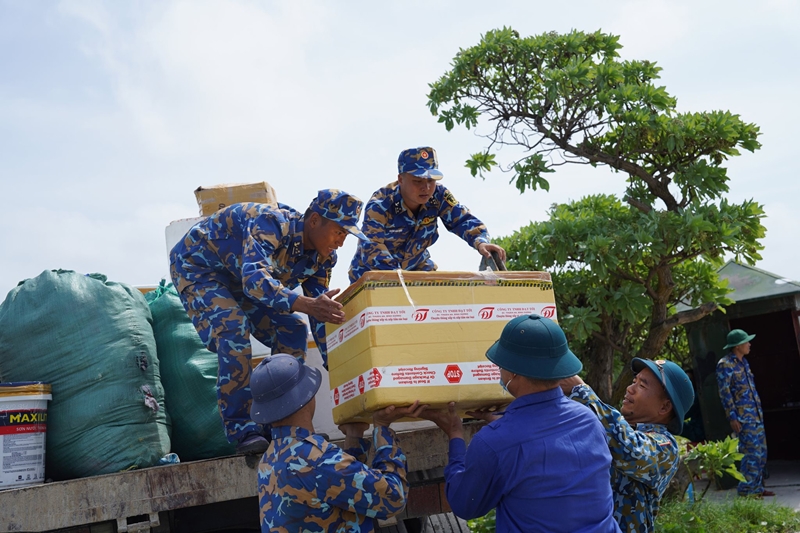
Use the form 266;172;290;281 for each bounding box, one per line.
437;186;491;249
715;361;738;423
442;432;504;519
302;261;335;367
569;384;677;488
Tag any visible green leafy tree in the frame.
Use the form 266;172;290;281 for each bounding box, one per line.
428;29;765;402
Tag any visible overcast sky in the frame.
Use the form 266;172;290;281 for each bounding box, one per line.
2;0;798;301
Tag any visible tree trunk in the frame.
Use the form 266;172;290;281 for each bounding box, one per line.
611;365;632;407
610;264;674;405
584;336;615;403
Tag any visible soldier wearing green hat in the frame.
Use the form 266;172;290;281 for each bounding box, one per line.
421;315;621;533
716;329;773;497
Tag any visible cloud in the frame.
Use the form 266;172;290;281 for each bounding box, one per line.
59;0;336;157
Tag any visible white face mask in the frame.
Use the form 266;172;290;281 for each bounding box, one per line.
500;375;514;395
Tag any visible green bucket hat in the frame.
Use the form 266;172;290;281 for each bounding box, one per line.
485;314;582;379
631;358;694;434
723;329;755;351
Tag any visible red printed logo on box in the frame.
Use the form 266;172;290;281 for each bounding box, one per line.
413;308;429;322
478;306;495;319
541;305;556;319
371;368;383;388
444;364;463;384
358;375;365;395
333;387;340;406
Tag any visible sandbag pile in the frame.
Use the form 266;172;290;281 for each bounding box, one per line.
0;270;171;480
145;281;235;460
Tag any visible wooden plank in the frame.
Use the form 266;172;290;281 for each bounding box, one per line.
0;456;258;532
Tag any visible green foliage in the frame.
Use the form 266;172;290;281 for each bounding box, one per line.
465;488;800;533
684;437;745;500
432;28;767;401
495;194;762;399
427;28;761;207
656;498;800;532
467;508;496;533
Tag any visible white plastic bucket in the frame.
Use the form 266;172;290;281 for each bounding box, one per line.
0;382;52;490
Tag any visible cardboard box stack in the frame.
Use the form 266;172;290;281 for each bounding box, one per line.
194;182;278;216
326;270;557;423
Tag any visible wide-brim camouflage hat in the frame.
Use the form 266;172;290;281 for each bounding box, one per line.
250;354;322;425
309;189;369;242
398;147;444;180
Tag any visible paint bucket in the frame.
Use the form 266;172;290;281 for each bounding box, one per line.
0;382;52;490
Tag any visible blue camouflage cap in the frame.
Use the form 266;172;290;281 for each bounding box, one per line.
398;147;444;180
309;189;369;242
631;358;695;434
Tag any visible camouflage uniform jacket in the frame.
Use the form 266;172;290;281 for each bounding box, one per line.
348;181;490;283
716;353;763;426
570;385;679;533
258;425;408;532
170;202;334;356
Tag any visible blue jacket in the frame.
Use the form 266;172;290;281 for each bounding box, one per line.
444;387;620;533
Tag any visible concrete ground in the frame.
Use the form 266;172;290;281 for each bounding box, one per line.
696;461;800;511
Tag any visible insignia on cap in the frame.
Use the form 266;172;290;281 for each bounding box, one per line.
420;150;429;159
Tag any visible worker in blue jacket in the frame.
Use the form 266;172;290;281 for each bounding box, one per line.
716;329;773;497
348;146;506;283
170;189;367;454
421;315;621;533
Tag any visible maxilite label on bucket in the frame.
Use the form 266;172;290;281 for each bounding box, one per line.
0;383;52;490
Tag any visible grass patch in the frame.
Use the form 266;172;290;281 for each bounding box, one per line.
466;499;800;532
656;497;800;532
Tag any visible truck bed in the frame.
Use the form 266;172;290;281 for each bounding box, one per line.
0;424;481;532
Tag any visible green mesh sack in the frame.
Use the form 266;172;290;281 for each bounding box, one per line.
0;270;171;480
145;281;235;460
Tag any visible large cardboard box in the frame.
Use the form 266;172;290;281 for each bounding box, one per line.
194;182;278;216
326;271;557;423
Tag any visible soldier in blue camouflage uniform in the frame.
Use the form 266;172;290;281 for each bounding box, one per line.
170;190;368;453
716;329;773;497
348;147;506;283
249;353;426;532
561;358;694;533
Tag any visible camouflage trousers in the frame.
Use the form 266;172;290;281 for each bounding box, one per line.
173;277;307;443
737;422;768;495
